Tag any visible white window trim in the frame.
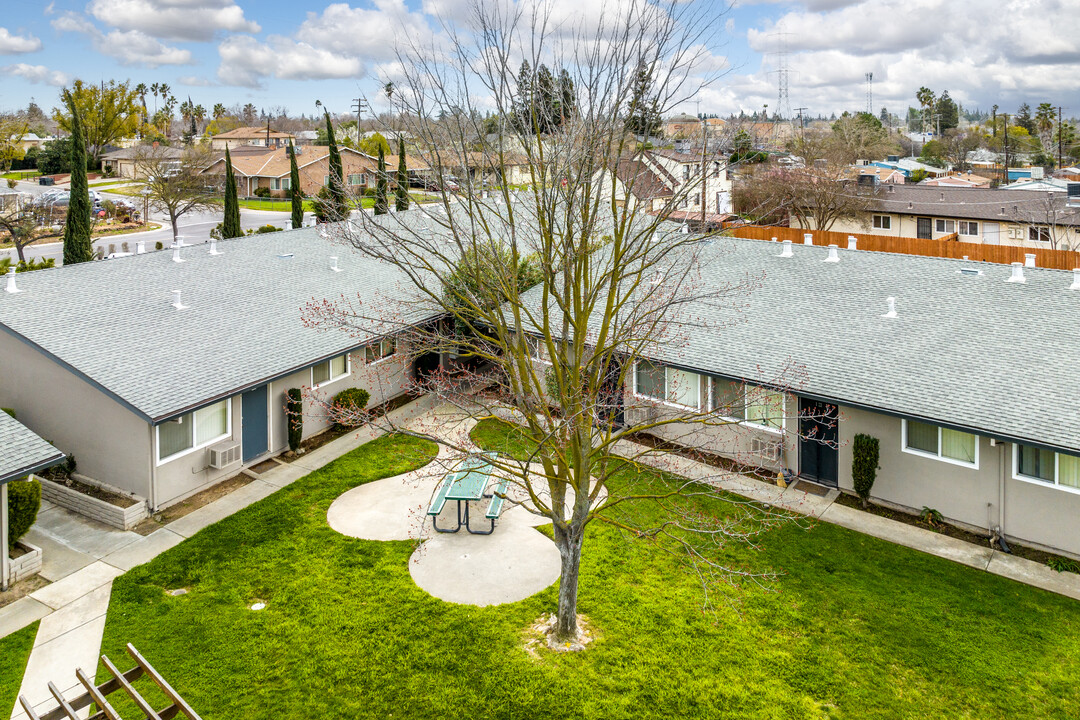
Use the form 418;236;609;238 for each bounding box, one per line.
311;353;351;389
632;361;701;412
156;400;233;466
901;419;979;469
706;378;786;435
873;214;891;230
526;336;553;366
1011;444;1080;495
366;338;397;366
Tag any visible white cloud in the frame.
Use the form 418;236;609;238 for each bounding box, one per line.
3;63;69;86
296;1;434;60
0;27;42;54
86;0;260;42
52;12;193;67
216;35;364;88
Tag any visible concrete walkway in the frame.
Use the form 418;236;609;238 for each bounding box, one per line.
3;393;443;720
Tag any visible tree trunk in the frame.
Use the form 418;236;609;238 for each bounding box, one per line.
171;214;179;242
14;241;25;263
552;523;585;641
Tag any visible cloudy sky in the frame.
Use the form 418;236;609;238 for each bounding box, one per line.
1;0;1078;120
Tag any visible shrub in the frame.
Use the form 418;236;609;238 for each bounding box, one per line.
286;388;303;452
333;388;370;427
155;241;163;250
254;187;271;198
852;433;880;509
7;476;41;546
2;408;14;419
254;224;282;234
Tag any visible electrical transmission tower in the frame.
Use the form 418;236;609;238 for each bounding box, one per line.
768;31;792;121
865;72;873;116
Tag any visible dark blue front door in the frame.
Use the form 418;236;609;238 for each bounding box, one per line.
241;385;268;463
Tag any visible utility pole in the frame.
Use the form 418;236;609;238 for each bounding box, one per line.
1059;106;1064;169
350;97;369;144
1003;113;1009;186
794;107;808;132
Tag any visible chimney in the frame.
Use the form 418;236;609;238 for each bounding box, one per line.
172;244;184;263
881;297;897;319
136;241;145;254
824;244;839;263
803;233;813;246
888;184;895;193
1024;253;1035;267
209;239;221;255
1005;262;1025;283
847;236;857;250
777;239;794;258
1071;268;1080;290
152;141;159;148
171;290;187;309
4;268;20;294
330;256;342;272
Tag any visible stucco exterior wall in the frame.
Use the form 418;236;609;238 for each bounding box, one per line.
0;332;152;499
798;213;1080;249
153;394;243;509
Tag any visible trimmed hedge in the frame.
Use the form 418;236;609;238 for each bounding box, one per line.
286;388;303;452
7;477;40;546
333;388;370;428
852;433;880;508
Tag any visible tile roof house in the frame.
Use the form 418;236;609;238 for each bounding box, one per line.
922;172;993;188
101;145;185;180
210;126;296;151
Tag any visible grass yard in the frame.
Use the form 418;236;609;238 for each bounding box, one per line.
237;193;438;212
0;621;38;718
96;426;1080;719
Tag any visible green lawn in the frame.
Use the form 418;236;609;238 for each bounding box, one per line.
0;621;38;718
1;171;40;180
237;193;438;212
96;426;1080;719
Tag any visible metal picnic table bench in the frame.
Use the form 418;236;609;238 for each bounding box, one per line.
428;452;509;535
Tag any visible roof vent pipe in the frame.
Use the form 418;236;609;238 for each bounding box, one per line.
172;244;184;263
778;239;794;258
847;236;857;250
908;202;913;209
1005;262;1026;283
1071;268;1080;290
824;244;840;263
136;241;145;254
330;256;342;272
1024;253;1036;267
209;239;221;255
939;192;944;201
680;223;689;234
771;236;778;242
803;233;813;246
171;290;187;309
881;297;897;319
175;236;184;247
4;268;20;294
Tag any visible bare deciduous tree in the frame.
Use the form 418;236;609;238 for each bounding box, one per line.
302;0;809;644
735;164;880;232
134;145;219;242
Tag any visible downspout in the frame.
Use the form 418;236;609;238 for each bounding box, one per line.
148;423;158;513
1;482;9;591
996;440;1010;553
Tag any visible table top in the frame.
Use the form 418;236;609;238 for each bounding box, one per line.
445;467;490;500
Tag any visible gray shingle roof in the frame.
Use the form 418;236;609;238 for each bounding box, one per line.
523;236;1080;455
0;226;438;423
0;411;64;484
872;185;1080;225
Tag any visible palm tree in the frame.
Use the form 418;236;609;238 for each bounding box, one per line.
150;82;160;113
242;103;256;125
135;82;148;123
194;105;206;133
213;103;226;120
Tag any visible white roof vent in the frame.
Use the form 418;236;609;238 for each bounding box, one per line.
209;239;221;256
171;290;187;310
4;268;20;294
803;233;813;246
777;239;794;258
1071;268;1080;290
771;236;778;242
172;244;184;263
1005;262;1025;284
330;256;342;272
1024;253;1036;268
680;223;689;234
847;236;857;250
136;241;146;254
175;236;185;247
824;244;839;263
881;297;897;319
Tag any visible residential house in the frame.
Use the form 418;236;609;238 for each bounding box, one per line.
210;126;296;151
663;115;726;140
852;166;906;185
13;133;53;152
792;184;1080;248
101;146;185;180
0;227;441;513
922;172;992;188
459;152;531;187
520;236;1080;559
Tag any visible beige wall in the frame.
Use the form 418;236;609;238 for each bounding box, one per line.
0;333;152;499
805;213;1080;249
153;395;243;509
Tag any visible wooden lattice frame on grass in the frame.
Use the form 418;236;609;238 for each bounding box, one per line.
19;643;201;720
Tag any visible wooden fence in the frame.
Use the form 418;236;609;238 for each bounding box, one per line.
722;225;1080;271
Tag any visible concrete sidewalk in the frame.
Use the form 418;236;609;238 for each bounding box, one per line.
3;393;443;720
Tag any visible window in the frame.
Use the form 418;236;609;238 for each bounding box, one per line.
271;178;291;191
525;335;551;364
710;378;744;420
1014;445;1080;490
365;337;396;364
902;419;978;467
157;399;230;463
682;165;690;181
712;161;721;177
959;220;978;236
935;219;956;234
634;361;701;409
312;353;349;387
324;175;330;186
349;173;366;186
709;377;784;430
1029;226;1051;243
872;214;891;230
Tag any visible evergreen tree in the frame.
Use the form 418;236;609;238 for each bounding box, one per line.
1015;103;1035;134
61;90;93;265
221;147;242;239
536;64;557;134
375;144;388;215
558;68;576;124
625;61;661;138
395;137;409;212
289;141;303;229
935;91;959;131
514;61;533;132
324;111;348;221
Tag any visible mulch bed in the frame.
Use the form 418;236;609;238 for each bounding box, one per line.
131;472;254;536
43;475;139;509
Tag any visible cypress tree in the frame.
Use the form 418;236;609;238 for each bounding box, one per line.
374;144;388;215
62;91;94;265
395;137;409;212
289;141;303;229
222;147;242;239
325;111;347;221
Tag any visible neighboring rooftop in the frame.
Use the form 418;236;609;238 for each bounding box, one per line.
212;126;295;140
870;185;1080;225
0;411;64;484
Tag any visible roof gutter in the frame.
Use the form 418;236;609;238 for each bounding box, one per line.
0;451;66;485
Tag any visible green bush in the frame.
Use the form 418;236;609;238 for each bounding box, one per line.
286;388;303;452
2;408;14;419
253;187;271;198
852;434;880;508
155;241;163;250
333;388;370;427
253;224;282;234
7;477;40;546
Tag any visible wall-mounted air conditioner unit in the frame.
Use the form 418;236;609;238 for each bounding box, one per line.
751;437;782;463
208;441;241;469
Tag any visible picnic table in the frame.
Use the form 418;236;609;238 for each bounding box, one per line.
428;453;509;535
